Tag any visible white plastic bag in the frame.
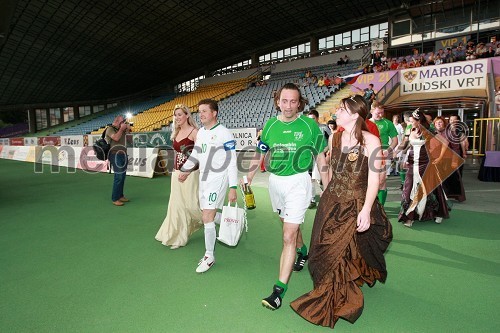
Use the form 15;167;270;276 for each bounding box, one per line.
217;202;247;246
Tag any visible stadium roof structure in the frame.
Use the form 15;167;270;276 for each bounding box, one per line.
0;0;482;110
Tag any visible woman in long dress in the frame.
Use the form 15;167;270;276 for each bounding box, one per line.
291;95;393;329
155;105;202;249
434;117;466;202
398;110;450;226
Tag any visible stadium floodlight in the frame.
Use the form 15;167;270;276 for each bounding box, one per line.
125;112;132;119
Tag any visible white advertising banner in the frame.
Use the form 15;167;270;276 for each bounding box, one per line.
11;146;32;162
230;128;257;151
0;145;16;159
125;147;158;178
77;146;109;173
400;58;488;95
0;145;158;178
60;135;85;147
24;137;38;146
0;138;9;145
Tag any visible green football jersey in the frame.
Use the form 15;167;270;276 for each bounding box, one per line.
258;115;326;176
373;118;398;149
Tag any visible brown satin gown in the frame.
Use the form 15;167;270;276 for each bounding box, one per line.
291;132;393;329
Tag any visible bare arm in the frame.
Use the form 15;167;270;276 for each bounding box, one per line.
246;150;264;186
110;123;128;142
386;135;399;159
315;152;329;191
460;135;468;158
326;134;333;182
357;133;382;232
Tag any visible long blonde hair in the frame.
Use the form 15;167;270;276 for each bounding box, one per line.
170;104;198;140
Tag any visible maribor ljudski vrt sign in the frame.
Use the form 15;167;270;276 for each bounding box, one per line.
400;58;487;95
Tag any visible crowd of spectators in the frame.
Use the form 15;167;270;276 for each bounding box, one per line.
296;70;347;92
365;40;500;73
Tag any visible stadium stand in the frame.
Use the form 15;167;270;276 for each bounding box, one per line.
112;78;255;133
53;96;174;136
212;62;360;129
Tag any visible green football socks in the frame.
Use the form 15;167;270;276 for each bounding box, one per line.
378;189;388;206
297;244;307;256
276;280;288;297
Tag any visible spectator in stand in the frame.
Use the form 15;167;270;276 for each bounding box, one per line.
398;59;409;69
390;58;399;70
444;48;454;63
495;43;500;56
317;76;325;87
476;42;486;58
412;48;420;59
339;75;347;89
331;75;341;92
311;75;318;85
426;52;435;65
484;45;495;58
381;61;389;71
380;52;387;65
372;51;382;65
414;56;424;67
454;42;466;61
466;45;476;60
437;48;445;60
434;54;443;65
373;63;383;72
337;57;345;66
323;75;331;88
343;54;349;65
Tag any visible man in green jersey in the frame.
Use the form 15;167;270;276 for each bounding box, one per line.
369;102;398;205
246;83;329;310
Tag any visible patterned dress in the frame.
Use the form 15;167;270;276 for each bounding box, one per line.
398;136;450;222
291;133;393;329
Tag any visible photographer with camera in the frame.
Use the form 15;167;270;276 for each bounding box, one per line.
105;115;132;206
